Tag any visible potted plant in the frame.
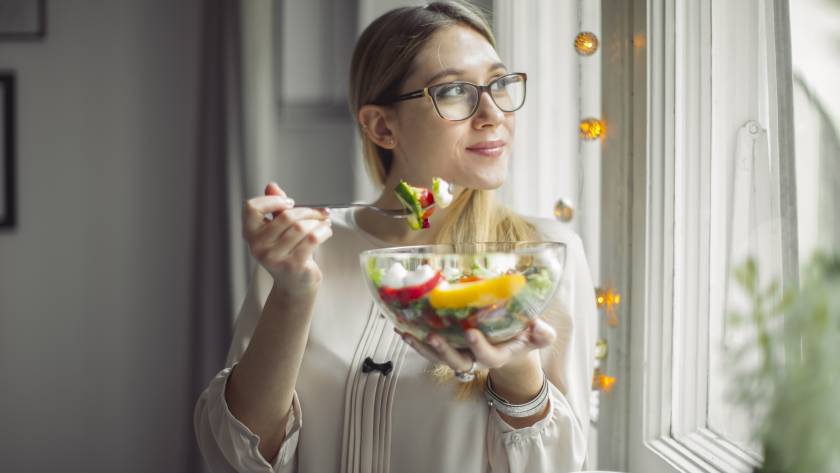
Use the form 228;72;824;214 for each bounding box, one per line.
728;253;840;473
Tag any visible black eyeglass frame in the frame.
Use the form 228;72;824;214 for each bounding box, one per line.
379;72;528;122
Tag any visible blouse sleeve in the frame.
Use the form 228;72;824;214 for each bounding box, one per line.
486;225;597;472
193;266;304;473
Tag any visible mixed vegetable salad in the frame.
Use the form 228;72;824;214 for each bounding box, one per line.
365;254;556;343
394;177;453;230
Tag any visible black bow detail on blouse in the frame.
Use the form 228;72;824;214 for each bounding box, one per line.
362;357;393;376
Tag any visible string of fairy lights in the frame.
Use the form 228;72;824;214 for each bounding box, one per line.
558;16;617;398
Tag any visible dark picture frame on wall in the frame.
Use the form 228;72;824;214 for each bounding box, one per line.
0;0;46;40
1;72;16;228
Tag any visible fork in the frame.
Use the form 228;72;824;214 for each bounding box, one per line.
293;202;436;219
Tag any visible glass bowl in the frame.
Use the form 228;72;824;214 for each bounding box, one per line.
359;242;565;348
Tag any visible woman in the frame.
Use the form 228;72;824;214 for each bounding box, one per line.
194;2;597;472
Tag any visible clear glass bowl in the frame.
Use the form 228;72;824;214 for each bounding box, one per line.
360;242;565;348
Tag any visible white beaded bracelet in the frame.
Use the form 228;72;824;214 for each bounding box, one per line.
484;372;550;418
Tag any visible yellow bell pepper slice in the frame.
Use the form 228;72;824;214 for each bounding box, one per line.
428;273;526;309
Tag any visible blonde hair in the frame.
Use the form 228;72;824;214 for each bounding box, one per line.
349;1;542;400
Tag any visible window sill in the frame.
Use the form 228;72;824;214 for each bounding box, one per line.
646;429;760;473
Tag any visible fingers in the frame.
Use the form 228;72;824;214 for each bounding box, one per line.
396;330;443;364
264;181;286;198
474;318;557;365
400;322;555;373
526;318;557;348
425;333;476;372
244;187;332;271
265;182;288;218
255;217;327;261
418;318;554;371
242;195;296;236
253;207;328;245
289;220;333;263
462;328;521;369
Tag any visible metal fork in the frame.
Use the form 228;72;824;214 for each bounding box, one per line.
293;202;436;219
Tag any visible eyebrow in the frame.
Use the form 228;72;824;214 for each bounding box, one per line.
423;62;508;86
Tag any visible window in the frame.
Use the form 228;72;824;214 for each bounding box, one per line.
789;0;840;261
599;0;826;471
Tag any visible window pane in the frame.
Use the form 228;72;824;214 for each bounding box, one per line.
791;0;840;264
708;0;840;460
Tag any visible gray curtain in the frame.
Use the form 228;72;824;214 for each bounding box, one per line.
188;0;241;471
188;0;279;470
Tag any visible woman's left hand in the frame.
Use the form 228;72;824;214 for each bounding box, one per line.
396;318;557;375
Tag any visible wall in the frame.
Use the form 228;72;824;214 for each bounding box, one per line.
0;1;199;471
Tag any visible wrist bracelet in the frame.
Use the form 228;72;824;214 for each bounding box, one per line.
484;371;550;418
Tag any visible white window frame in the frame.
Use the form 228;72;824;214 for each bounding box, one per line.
628;1;758;471
603;0;799;471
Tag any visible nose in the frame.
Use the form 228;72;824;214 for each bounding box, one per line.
472;90;504;128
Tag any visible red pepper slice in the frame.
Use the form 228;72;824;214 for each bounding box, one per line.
378;271;443;305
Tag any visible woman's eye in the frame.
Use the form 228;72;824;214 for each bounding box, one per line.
439;84;468;97
491;76;511;90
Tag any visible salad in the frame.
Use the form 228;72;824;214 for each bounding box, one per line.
366;255;555;344
394;177;453;230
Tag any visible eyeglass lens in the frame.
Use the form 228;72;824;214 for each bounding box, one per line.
431;74;525;121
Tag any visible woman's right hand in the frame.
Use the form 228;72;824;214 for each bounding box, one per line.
242;182;333;298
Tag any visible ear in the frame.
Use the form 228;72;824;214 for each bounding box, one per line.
358;105;398;150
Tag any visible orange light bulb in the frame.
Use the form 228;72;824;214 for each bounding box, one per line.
575;32;599;56
580;118;605;140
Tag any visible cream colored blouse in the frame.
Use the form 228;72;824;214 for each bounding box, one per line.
194;207;597;472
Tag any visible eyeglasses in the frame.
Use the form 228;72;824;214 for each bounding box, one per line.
382;72;527;121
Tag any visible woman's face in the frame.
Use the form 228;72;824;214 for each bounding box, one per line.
388;25;516;190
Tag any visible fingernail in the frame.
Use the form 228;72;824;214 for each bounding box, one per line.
465;331;478;344
428;336;440;348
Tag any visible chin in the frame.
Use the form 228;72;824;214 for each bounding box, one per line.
471;161;508;189
449;154;509;190
461;172;507;191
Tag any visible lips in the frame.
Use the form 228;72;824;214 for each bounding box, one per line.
466;139;506;157
466;139;506;150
